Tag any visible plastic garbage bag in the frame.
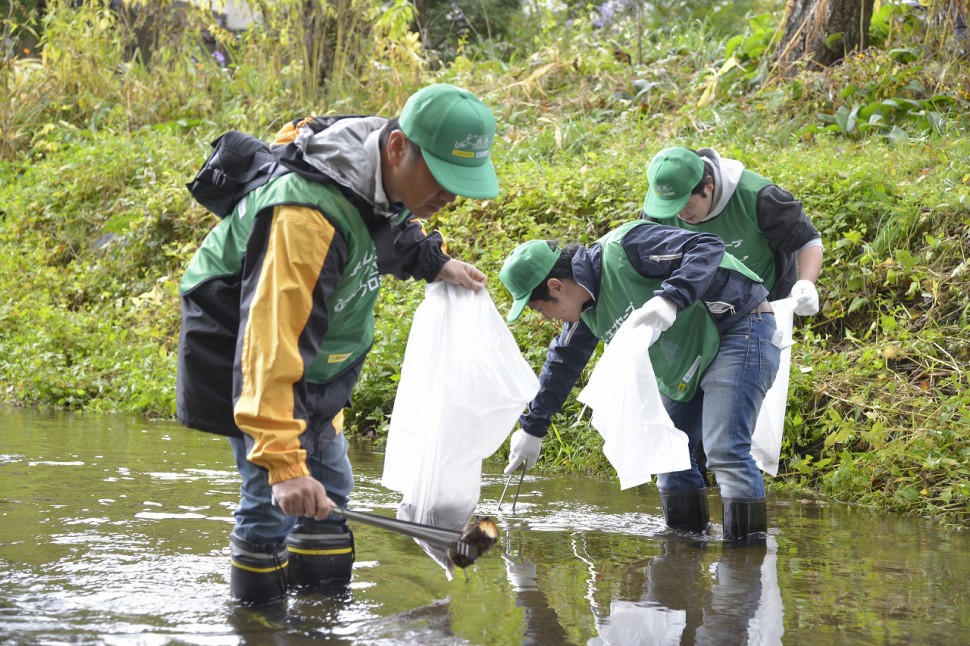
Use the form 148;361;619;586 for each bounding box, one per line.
577;324;691;490
752;297;796;476
381;282;539;576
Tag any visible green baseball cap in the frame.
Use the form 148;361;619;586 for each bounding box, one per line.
399;84;499;200
499;240;562;322
642;146;704;218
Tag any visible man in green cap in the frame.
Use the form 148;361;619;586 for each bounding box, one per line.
642;146;822;485
177;84;499;603
642;146;822;315
499;221;780;546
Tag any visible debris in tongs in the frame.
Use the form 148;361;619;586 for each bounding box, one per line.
448;516;500;569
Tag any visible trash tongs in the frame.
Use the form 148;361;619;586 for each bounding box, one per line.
329;507;484;565
497;462;527;512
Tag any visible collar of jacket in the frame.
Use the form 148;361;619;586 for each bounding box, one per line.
290;116;398;218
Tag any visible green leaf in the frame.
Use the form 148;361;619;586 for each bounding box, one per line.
840;84;860;99
725;34;744;58
847;296;869;313
858;102;883;120
834;105;859;134
886;125;909;143
889;48;918;63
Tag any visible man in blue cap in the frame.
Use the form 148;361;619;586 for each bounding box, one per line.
177;84;500;603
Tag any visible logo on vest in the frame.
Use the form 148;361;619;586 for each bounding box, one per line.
604;303;636;342
333;250;380;313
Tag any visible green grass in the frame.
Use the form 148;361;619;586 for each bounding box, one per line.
1;0;968;525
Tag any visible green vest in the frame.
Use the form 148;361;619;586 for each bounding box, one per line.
673;170;776;289
581;221;760;401
180;173;380;384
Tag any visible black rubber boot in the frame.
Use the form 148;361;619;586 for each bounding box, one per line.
229;533;289;604
286;521;355;590
660;489;710;535
722;497;768;547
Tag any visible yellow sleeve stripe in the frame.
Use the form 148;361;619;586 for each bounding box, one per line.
235;205;336;484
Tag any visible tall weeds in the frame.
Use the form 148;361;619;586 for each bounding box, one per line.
0;0;968;524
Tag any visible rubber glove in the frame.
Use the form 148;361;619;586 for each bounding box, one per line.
623;296;678;332
505;429;542;475
788;279;820;316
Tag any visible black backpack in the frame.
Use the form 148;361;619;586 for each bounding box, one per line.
185;130;283;218
186;116;363;218
186;116;405;275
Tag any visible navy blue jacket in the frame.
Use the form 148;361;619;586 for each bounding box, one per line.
519;223;768;438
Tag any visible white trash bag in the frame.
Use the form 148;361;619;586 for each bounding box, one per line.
381;282;539;576
577;324;691;490
752;297;796;476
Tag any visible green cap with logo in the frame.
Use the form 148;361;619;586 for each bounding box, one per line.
642;146;704;219
499;240;562;322
399;84;499;200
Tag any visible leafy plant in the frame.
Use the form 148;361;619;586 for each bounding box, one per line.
0;1;969;525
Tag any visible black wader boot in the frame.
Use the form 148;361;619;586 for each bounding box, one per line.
286;522;355;590
660;488;710;535
722;497;768;547
229;534;288;604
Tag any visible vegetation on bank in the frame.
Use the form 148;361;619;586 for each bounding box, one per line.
1;0;968;525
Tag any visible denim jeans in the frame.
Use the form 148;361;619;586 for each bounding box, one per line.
656;311;781;499
229;429;355;546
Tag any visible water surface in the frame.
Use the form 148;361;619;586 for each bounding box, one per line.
1;409;968;644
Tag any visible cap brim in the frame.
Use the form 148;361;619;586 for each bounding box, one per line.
423;151;499;199
642;190;689;219
506;296;529;323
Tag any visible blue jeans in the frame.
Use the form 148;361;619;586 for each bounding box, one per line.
656;311;781;499
229;430;355;546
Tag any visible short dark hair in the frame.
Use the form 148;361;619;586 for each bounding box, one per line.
379;117;422;156
529;242;582;302
691;161;713;196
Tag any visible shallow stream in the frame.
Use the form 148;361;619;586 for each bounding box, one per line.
1;409;968;644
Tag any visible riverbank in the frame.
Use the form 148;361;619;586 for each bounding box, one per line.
1;1;968;525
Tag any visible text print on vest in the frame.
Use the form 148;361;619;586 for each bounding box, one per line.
334;250;380;313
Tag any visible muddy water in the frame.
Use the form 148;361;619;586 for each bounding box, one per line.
1;409;968;645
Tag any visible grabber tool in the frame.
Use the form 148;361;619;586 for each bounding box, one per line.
497;462;527;512
329;507;499;568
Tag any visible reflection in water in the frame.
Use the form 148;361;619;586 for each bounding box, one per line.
503;532;783;646
503;552;570;645
2;410;970;645
611;536;783;646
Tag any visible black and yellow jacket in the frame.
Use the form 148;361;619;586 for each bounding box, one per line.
176;116;448;485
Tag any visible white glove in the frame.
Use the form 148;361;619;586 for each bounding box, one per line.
505;429;543;475
624;296;678;332
789;279;820;316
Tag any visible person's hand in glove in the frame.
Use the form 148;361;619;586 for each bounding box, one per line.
505;429;542;475
788;279;820;316
622;296;678;332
